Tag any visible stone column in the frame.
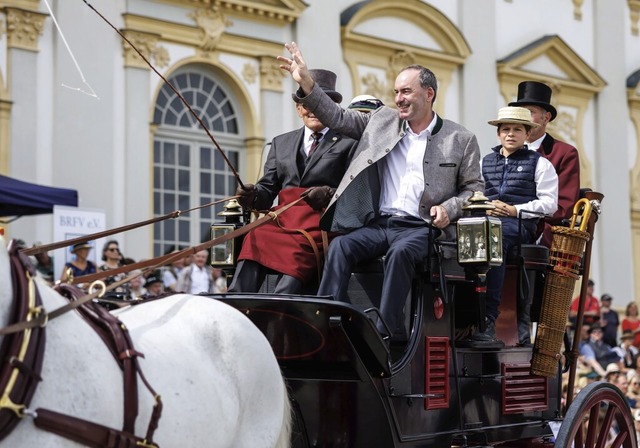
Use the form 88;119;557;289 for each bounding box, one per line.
459;0;498;154
4;6;47;241
121;29;162;258
593;0;634;299
255;56;285;182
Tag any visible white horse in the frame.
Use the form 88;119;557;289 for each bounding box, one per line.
0;236;291;447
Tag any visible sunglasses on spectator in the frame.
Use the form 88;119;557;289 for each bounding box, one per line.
106;247;119;252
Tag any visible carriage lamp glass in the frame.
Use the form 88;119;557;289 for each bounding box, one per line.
457;216;503;266
210;199;243;267
210;225;235;266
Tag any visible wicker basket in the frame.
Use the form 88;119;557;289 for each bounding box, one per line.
531;227;591;378
547;226;590;276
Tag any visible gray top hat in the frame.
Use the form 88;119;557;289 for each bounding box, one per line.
293;69;342;103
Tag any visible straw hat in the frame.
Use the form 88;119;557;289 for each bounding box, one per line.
71;242;92;253
488;106;539;128
605;363;621;377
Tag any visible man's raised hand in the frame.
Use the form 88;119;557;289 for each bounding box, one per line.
277;42;314;95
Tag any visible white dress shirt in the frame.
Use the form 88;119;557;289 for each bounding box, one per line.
379;113;438;218
302;127;328;157
189;265;211;294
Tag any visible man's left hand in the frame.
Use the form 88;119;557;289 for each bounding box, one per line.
430;205;450;228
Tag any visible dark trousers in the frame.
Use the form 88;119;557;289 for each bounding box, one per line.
228;260;302;294
317;216;431;336
485;217;535;323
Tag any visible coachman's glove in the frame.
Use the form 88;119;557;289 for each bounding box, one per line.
303;186;335;211
236;184;257;209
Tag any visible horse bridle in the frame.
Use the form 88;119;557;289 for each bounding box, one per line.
0;240;162;447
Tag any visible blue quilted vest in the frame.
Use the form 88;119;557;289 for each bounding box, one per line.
482;145;540;205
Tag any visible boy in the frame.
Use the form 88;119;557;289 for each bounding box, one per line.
473;106;558;345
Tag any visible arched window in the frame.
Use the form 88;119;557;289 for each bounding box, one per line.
152;69;243;257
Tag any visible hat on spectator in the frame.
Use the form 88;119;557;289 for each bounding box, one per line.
601;294;613;302
71;242;92;253
605;363;621;377
144;271;163;289
348;95;384;113
488;106;539;128
585;371;600;380
508;81;558;121
588;279;594;287
621;330;634;341
588;322;603;334
292;69;342;103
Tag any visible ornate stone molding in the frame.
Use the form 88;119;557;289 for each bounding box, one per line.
121;29;169;70
242;62;257;85
573;0;584;20
190;6;232;52
3;7;47;51
123;13;283;59
154;0;306;24
630;0;640;36
259;56;284;92
341;0;470;116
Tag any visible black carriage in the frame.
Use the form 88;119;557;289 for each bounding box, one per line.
217;190;637;448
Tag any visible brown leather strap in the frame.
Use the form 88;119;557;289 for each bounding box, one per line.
271;213;323;281
0;197;306;336
34;408;156;448
0;243;46;442
21;196;238;257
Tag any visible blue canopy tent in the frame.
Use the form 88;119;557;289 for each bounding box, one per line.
0;174;78;218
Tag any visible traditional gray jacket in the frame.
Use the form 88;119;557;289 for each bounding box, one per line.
298;83;484;240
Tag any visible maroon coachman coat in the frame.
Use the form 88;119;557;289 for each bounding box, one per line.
538;133;580;247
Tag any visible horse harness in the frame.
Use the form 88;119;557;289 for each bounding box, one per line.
0;242;162;447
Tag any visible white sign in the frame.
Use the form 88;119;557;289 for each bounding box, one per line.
53;205;106;281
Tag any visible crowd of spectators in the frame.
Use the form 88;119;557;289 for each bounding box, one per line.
564;279;640;427
17;238;229;304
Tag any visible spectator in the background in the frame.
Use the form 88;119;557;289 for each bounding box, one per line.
32;245;55;285
127;270;146;300
579;323;607;378
60;242;97;283
99;239;130;297
600;293;620;347
586;323;622;372
211;268;227;293
614;330;639;371
569;279;600;326
176;249;214;294
163;250;187;292
623;302;640;349
143;271;164;298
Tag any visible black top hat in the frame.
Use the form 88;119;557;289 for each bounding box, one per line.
508;81;557;121
144;271;163;288
293;69;342;104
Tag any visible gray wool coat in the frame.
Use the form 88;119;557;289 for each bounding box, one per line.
297;84;484;240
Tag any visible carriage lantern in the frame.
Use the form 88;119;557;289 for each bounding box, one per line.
456;191;503;269
210;199;243;268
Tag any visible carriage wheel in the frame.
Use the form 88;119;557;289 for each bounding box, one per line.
555;381;637;448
